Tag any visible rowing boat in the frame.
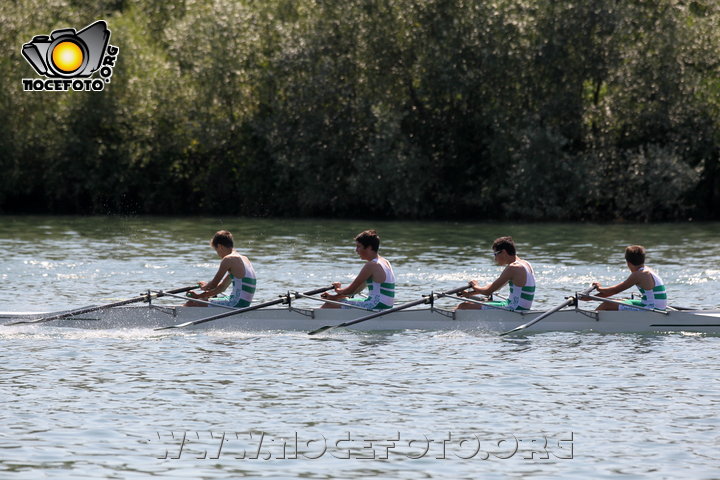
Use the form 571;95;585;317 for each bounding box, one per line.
2;305;720;334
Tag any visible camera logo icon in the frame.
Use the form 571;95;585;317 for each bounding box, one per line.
21;20;119;92
22;20;110;77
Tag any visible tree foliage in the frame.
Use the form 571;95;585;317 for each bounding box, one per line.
1;0;718;220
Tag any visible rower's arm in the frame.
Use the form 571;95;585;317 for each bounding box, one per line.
206;275;232;296
472;267;514;296
200;257;237;294
336;262;374;296
594;274;637;297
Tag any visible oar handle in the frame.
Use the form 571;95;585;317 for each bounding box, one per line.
575;284;598;302
295;286;336;298
147;285;199;303
442;285;473;297
161;285;200;296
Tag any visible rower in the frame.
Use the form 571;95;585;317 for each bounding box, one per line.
586;245;667;311
456;236;536;311
184;230;257;308
321;229;396;310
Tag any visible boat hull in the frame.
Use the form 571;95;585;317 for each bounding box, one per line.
2;306;720;334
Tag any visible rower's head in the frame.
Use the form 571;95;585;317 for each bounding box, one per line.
625;245;646;267
355;230;380;251
210;230;234;257
492;236;516;264
355;230;380;258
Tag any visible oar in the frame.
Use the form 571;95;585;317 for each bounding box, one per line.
148;290;243;310
582;293;669;314
6;285;198;326
155;285;334;330
292;292;375;310
499;285;596;336
307;285;470;336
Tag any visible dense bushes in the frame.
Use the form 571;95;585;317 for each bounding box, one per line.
1;0;718;220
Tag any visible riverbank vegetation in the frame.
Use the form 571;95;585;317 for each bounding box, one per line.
1;0;718;220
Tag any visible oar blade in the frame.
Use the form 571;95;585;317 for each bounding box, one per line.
499;325;523;337
499;305;564;336
308;325;335;336
5;318;36;326
154;321;193;331
499;322;539;337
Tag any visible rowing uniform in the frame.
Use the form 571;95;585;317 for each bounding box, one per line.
619;267;667;311
483;260;536;311
343;257;396;310
210;256;257;308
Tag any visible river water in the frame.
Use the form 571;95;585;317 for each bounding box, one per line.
1;216;719;479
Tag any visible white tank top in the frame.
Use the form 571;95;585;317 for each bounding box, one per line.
506;260;536;311
228;256;256;305
364;257;396;309
636;267;667;309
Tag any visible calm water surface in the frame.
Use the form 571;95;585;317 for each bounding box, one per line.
1;216;719;479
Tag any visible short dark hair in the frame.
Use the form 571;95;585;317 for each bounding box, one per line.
625;245;646;266
211;230;234;249
355;229;380;252
492;236;516;255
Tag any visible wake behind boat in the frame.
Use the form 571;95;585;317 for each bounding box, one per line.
2;303;720;334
